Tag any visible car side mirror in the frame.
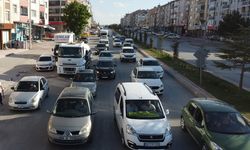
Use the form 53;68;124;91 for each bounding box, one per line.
11;86;15;90
40;86;45;90
165;109;170;115
91;111;97;115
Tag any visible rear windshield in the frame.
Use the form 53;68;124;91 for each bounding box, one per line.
123;49;134;53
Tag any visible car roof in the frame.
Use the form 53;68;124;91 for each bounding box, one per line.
20;76;44;81
121;82;158;100
141;57;157;61
77;69;94;74
39;54;53;57
59;87;90;99
192;98;238;113
136;66;154;71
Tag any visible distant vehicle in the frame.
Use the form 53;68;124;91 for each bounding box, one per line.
100;35;108;40
122;42;133;48
99;29;109;37
95;60;116;79
53;33;75;61
138;57;164;78
131;67;164;95
181;98;250;150
8;76;49;110
71;69;97;97
164;33;180;39
99;39;109;49
57;42;91;75
113;82;172;149
36;54;56;71
124;38;134;47
95;43;108;54
113;38;122;47
99;51;113;61
47;87;95;145
120;47;136;62
119;36;126;43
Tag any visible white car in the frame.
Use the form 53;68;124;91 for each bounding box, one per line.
113;82;172;149
124;38;134;47
122;42;133;48
99;39;109;49
120;47;136;62
36;54;56;71
138;57;164;78
165;33;180;39
113;38;122;47
8;76;49;110
131;67;164;95
99;51;113;61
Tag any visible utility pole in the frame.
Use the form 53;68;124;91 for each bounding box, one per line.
29;0;32;49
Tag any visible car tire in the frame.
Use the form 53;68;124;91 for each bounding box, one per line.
180;117;186;131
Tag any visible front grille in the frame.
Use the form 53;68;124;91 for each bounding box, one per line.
64;68;75;71
150;86;159;90
56;130;64;135
71;131;79;135
63;63;77;66
15;101;27;104
138;134;164;142
125;55;133;58
53;139;84;144
56;130;79;135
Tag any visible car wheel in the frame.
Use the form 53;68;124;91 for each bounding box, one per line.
180;117;186;131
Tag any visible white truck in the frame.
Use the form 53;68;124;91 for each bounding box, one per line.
53;33;75;61
56;42;91;75
99;29;109;37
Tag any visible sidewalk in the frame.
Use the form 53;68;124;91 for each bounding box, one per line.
0;48;28;59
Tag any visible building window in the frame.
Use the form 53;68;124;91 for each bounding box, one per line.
45;13;47;19
31;0;36;3
32;10;36;17
5;11;10;21
13;4;17;13
45;2;48;8
21;6;28;16
40;12;44;19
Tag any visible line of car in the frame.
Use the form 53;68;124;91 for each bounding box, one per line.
6;32;250;150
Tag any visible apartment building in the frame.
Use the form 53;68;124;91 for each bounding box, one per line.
49;0;93;33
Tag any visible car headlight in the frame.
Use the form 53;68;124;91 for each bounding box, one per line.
48;125;57;134
96;70;100;74
111;70;115;74
126;124;136;135
79;122;91;135
31;97;37;103
211;141;223;150
165;124;171;135
160;84;164;88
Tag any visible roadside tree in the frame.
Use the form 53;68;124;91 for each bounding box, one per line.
63;1;91;36
215;26;250;89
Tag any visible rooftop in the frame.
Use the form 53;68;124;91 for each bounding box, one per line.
59;87;90;99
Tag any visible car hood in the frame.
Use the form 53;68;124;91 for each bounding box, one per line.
49;115;91;131
127;118;169;134
71;82;96;89
135;78;162;87
209;131;250;150
37;61;52;65
148;66;163;72
10;92;37;102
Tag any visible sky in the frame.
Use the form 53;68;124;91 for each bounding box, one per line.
89;0;171;25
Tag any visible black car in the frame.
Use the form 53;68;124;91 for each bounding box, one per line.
95;60;116;79
95;43;107;55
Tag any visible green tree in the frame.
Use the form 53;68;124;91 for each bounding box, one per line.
215;26;250;89
63;1;91;36
218;11;250;37
171;41;179;59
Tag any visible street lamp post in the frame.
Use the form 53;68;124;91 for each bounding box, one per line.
29;0;32;49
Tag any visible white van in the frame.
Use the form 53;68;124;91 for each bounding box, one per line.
113;82;172;149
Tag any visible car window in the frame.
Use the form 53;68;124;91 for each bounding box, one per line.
40;80;44;90
16;81;39;92
119;97;124;117
194;108;203;126
41;78;46;85
188;103;196;116
115;88;121;103
133;68;137;76
39;56;51;61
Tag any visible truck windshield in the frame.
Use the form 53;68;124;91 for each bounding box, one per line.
58;47;82;58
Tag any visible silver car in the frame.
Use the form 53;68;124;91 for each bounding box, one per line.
47;87;95;145
8;76;49;110
70;69;97;96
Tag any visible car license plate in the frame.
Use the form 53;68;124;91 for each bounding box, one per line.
144;142;160;147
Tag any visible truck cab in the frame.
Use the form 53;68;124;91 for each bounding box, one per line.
56;42;91;75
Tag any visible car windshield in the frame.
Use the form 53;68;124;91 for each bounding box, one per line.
58;47;82;58
114;39;121;42
100;40;108;44
137;71;158;79
16;81;39;92
123;49;134;53
205;112;250;134
39;56;51;61
53;99;90;117
100;52;112;57
125;40;133;43
97;44;106;47
126;100;165;119
123;44;132;47
97;61;114;67
143;60;160;66
73;73;95;82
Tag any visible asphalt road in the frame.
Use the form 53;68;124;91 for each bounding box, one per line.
0;37;198;150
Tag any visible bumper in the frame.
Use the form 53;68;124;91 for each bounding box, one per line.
57;66;85;75
125;133;172;150
113;43;122;47
36;65;54;71
121;56;136;61
8;103;38;110
48;133;89;145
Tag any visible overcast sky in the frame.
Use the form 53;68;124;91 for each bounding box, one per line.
89;0;171;25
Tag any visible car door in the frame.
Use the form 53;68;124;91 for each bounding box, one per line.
41;78;48;99
117;97;125;134
183;102;197;132
191;107;206;146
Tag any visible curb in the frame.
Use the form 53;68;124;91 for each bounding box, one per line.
137;48;216;98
